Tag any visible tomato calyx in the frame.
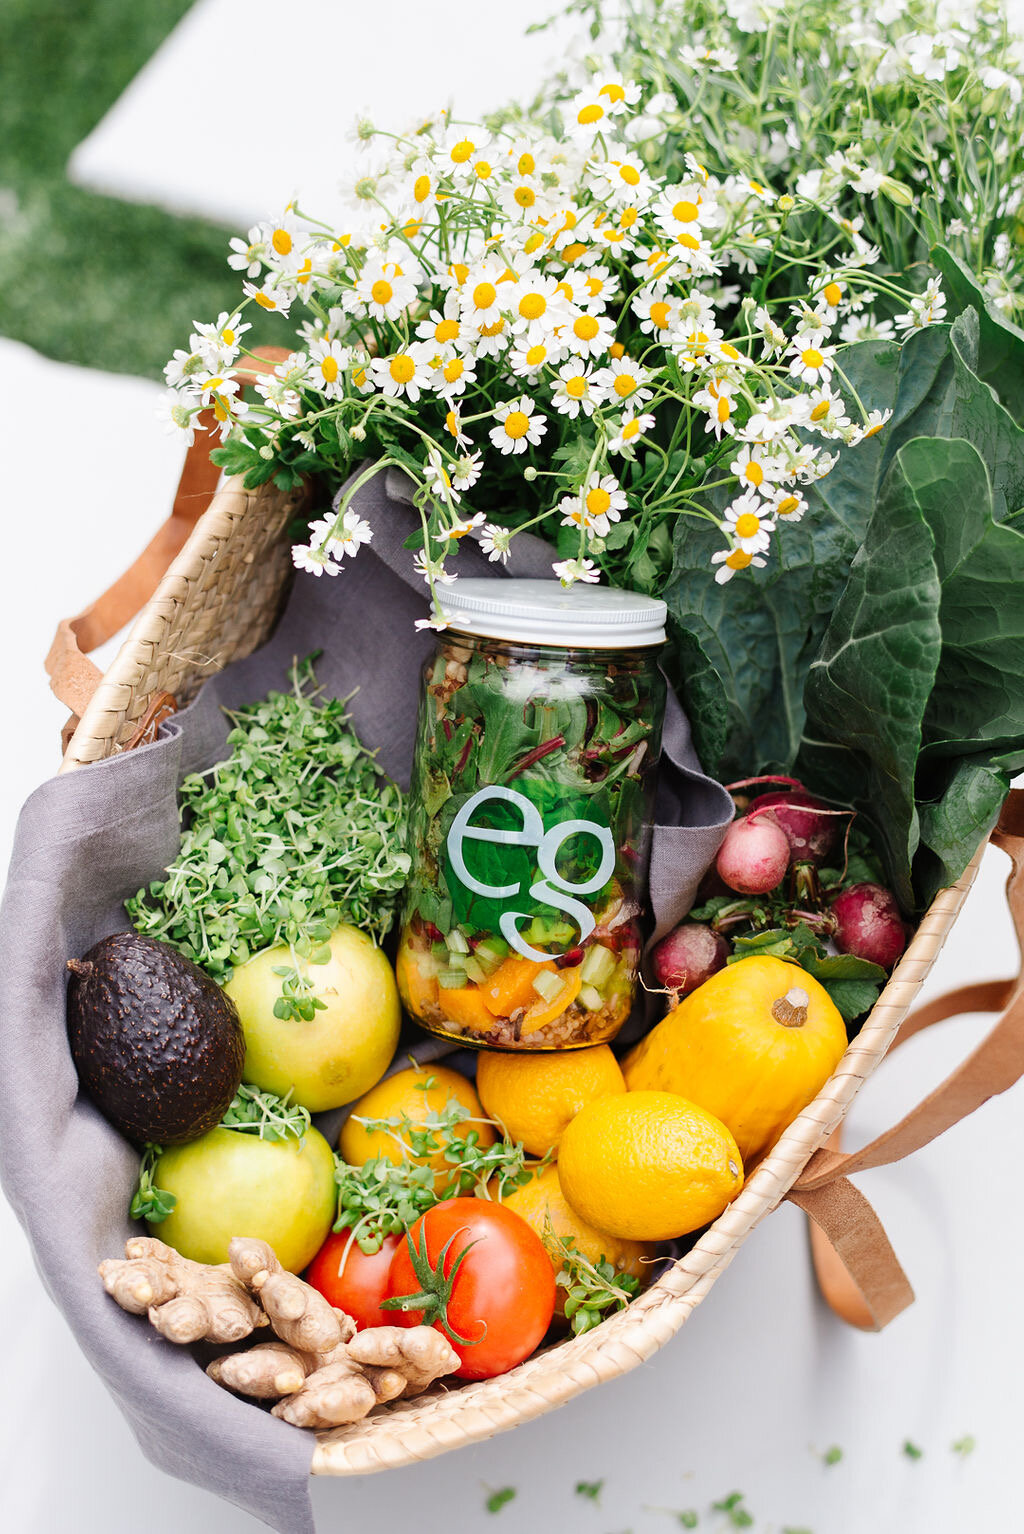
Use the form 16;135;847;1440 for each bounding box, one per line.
382;1222;486;1348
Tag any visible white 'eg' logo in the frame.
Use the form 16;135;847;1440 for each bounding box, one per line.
446;785;615;962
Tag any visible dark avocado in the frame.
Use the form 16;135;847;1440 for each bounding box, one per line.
66;932;245;1145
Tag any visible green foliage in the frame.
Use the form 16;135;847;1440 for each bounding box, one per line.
130;1144;176;1223
220;1084;311;1144
549;1231;641;1334
485;1488;517;1513
126;657;409;988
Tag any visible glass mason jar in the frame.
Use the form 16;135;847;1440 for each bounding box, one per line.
396;579;667;1050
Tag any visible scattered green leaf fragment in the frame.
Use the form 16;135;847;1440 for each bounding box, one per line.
781;1526;815;1533
952;1436;976;1457
486;1487;517;1513
822;1445;843;1466
902;1440;924;1460
575;1480;604;1502
710;1491;753;1527
678;1512;699;1529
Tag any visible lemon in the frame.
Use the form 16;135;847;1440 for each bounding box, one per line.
501;1163;654;1313
339;1062;494;1177
558;1091;744;1242
476;1044;626;1156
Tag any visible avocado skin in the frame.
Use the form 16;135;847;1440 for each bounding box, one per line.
66;932;245;1145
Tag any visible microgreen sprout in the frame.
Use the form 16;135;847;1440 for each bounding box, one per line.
130;1145;177;1223
951;1435;976;1457
547;1228;642;1334
575;1480;604;1502
710;1492;753;1528
902;1441;924;1460
485;1487;516;1513
221;1084;311;1143
822;1445;842;1466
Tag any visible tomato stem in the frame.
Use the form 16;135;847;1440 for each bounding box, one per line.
381;1223;486;1347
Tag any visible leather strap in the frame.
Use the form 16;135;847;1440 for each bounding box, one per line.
46;347;289;737
784;787;1024;1329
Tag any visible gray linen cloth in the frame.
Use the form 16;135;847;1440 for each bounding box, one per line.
0;469;733;1534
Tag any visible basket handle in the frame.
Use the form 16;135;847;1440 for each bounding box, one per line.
784;787;1024;1329
45;348;289;745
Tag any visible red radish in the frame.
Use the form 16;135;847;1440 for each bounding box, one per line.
831;882;906;970
651;923;730;997
748;788;843;865
716;815;790;895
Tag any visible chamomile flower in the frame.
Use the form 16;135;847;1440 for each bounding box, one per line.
242;280;293;316
577;264;620;308
895;277;947;331
551;359;601;418
190;312;250;370
308;338;350;399
592;207;643;256
712;546;767;583
729;444;778;495
565;86;623;139
563;308;616;359
156;390;202;443
228;225;268;278
788;335;836;384
510;271;568;339
840;312;895;343
415;295;466;350
722;491;775;553
443;407;473;449
804;385;852;438
591;154;654;207
593;356;653;407
429;350;478;397
460;261;510;329
752;304;788;356
369;344;431;401
293;543;342;578
559;473;628;536
414;612;450;633
326;505;374;558
553;556;602;585
423;450;461;507
478;523;513;563
346;257;418;322
607;411;656;453
768;488;808;523
631;284;681;337
451;451;484;492
847;408;894;443
509;336;566;377
413;549;457;585
442;126;492;177
654;181;714;237
489;395;547;455
590;72;642;110
256;213;304;272
692;376;737;438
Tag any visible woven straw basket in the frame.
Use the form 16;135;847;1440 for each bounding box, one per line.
45;423;1024;1479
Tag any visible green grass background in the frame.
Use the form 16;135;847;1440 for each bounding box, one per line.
0;0;275;377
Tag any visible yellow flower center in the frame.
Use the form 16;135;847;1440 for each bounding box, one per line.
726;549;753;570
271;228;292;255
610;341;625;359
518;152;536;175
473;281;497;309
450;262;469;286
390;355;416;383
649;301;671;329
320;357;339;383
221;327;235;345
503;410;530;438
555;280;574;300
620;164;640;185
450;138;475;163
735;512;761;538
672;199;700;223
810;399;830;421
574;314;600;340
480;318;505;336
717;396;731;423
524;230;545;253
526;344;547;365
599;81;626;102
676;231;701;251
515;185;536;207
519;292;547;320
475;160;493;179
445;410;459;437
802;347;825;368
863;419;885;438
585;276;603;297
371;278;394;306
561;241;588;262
577;102;605;124
744;461;764;486
776;496;800;516
435;318;460;342
613;374;636;397
824;282;843;307
254;291;277;310
412;175;431;204
213;394;230;422
566;375;587;398
586;486;612;515
749;179;765;194
352;365;367;387
622;419;641;439
619;207;639;228
721;342;740;360
442;358;464;382
686;330;709;353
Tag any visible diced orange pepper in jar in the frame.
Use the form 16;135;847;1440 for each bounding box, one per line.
520;966;583;1035
396;945;438;1016
438;985;496;1033
482;955;556;1017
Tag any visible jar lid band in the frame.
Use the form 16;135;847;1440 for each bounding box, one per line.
436;578;667;649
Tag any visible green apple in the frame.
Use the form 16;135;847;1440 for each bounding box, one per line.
224;923;400;1112
152;1125;336;1271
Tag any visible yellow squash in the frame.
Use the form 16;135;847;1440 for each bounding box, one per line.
623;955;847;1165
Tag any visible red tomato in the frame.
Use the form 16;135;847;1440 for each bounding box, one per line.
385;1197;556;1380
305;1230;401;1331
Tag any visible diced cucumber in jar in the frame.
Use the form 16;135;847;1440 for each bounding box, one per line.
446;928;471;955
523;915;577;950
531;968;566;1004
431;942;450;964
462;956;487;984
578;984;605;1012
438;968;471;989
581;944;617;989
474;936;509;967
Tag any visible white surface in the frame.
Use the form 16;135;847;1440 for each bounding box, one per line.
68;0;580;229
1;338;1023;1533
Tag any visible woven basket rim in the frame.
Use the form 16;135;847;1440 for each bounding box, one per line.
311;840;985;1474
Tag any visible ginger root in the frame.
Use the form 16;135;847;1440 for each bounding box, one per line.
99;1234;460;1430
99;1237;265;1344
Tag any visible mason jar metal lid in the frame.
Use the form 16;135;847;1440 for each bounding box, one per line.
436;578;667;649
